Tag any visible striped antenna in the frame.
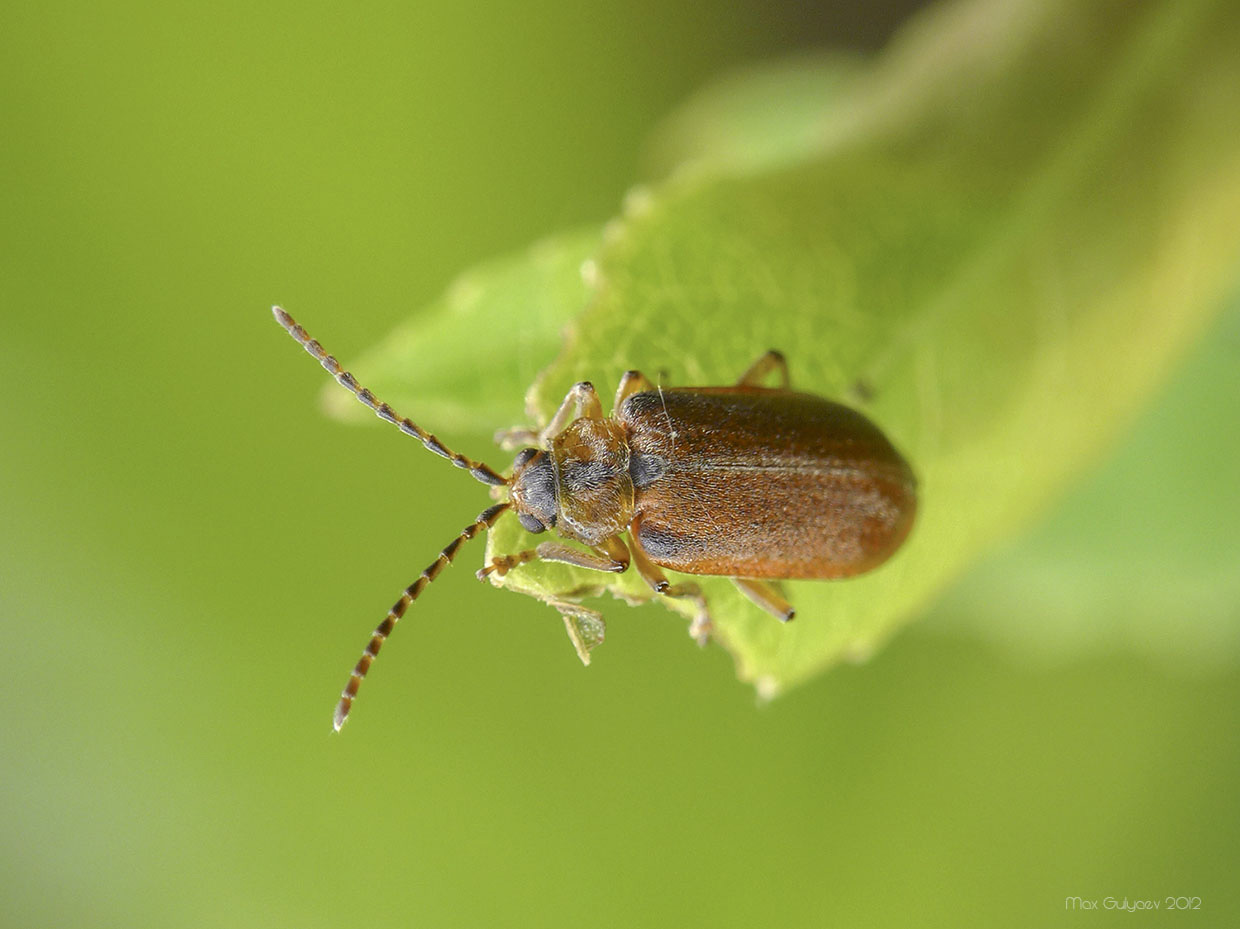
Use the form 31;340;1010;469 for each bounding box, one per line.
333;502;511;731
272;306;508;487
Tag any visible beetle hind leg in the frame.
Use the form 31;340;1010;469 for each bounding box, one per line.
736;350;790;389
733;578;796;622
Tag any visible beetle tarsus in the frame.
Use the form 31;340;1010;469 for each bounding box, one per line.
689;612;713;646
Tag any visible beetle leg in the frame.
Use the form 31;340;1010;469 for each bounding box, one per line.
627;529;714;645
736;350;790;389
493;426;540;451
732;578;796;622
495;381;605;450
613;369;655;410
495;381;604;451
541;381;605;444
477;538;629;579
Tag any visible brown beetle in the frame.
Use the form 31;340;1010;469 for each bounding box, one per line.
273;307;916;729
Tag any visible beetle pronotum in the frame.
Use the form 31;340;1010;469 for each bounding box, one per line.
273;306;916;729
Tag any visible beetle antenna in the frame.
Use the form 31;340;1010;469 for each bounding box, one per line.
273;306;509;487
332;502;511;731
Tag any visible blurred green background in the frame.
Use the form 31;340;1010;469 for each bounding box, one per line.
2;1;1237;928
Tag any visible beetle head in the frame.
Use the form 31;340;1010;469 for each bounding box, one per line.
509;447;558;534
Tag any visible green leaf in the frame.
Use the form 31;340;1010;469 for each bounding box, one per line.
929;298;1240;667
640;51;866;179
329;0;1240;694
322;229;603;434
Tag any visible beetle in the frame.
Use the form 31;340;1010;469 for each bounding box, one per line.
273;306;916;729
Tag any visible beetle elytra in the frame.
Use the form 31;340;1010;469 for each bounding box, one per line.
273;306;916;729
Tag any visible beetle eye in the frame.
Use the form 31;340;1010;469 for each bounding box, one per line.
513;447;538;470
518;512;546;534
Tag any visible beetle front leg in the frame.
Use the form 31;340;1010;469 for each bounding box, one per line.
539;381;604;444
736;350;790;389
477;535;630;579
495;381;604;451
479;539;627;666
627;528;714;645
493;426;541;451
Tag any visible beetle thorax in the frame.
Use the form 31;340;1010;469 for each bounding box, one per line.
550;417;634;545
